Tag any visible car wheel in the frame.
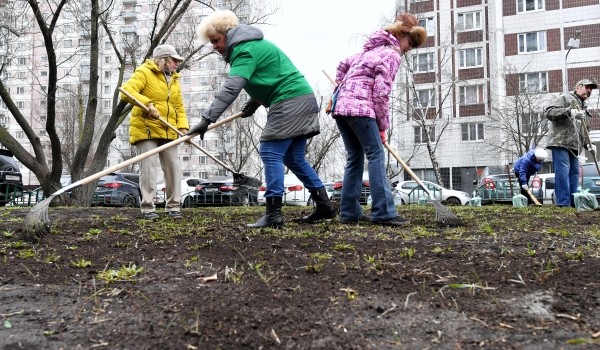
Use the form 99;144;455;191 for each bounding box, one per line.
183;196;194;208
123;195;137;207
240;195;250;206
446;197;461;205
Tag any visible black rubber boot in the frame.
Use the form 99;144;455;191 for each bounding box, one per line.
301;187;336;223
247;197;284;228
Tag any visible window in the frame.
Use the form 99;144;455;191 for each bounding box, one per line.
104;56;111;64
41;71;48;77
16;87;25;94
15;131;25;139
104;71;111;79
40;100;47;108
103;100;111;108
412;53;434;73
41;55;47;62
104;41;111;50
0;116;9;127
41;85;47;92
418;17;435;36
17;57;26;65
16;72;26;79
198;93;208;101
17;101;25;109
518;31;546;53
459;48;483;68
200;172;209;179
199;156;207;164
199;76;208;85
103;85;111;94
519;72;548;93
414;126;436;144
459;85;484;105
412;89;436;108
64;25;72;33
182;156;190;162
461;122;485;141
457;12;481;31
517;0;544;13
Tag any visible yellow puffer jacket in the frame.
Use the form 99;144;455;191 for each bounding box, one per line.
121;59;189;145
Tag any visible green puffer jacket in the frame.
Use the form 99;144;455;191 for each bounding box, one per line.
121;59;189;145
544;92;589;152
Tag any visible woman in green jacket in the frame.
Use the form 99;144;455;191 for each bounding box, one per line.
121;44;189;220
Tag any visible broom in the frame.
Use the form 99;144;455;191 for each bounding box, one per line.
322;69;461;226
118;88;261;188
22;111;244;242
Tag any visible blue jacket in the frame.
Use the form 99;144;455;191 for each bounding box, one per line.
513;150;543;185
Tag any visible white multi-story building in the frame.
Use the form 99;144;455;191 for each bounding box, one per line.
392;0;599;193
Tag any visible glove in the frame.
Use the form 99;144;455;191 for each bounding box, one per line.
241;100;260;118
187;118;211;140
587;144;597;153
521;184;529;191
379;130;387;144
570;108;586;120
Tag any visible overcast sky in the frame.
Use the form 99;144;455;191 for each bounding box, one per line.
259;0;396;93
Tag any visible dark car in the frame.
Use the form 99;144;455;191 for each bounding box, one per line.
580;163;600;199
474;173;522;205
92;172;141;207
0;149;24;206
184;175;259;207
331;179;371;205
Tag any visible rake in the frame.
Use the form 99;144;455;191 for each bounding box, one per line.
384;142;462;227
22;110;244;242
119;88;261;188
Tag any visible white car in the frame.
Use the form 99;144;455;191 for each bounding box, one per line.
396;180;470;205
258;173;312;206
155;177;204;207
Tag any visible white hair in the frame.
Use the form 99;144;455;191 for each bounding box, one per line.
197;10;239;43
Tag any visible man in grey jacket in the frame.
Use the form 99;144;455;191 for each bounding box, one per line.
544;79;597;207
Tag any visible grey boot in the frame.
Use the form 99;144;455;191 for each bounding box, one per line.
247;196;284;228
301;187;336;223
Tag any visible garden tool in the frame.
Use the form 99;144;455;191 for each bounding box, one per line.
384;142;462;227
23;107;244;242
118;88;260;188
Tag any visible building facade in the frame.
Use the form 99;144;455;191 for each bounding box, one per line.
394;0;600;193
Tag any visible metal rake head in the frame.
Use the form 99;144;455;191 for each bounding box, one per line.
22;196;53;242
431;200;463;227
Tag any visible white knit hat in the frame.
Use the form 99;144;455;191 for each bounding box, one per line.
534;148;548;161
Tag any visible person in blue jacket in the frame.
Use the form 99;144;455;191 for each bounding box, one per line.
513;148;548;205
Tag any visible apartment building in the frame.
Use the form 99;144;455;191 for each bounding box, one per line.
394;0;600;193
0;0;251;185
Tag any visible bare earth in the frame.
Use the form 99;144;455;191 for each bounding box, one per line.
0;204;599;349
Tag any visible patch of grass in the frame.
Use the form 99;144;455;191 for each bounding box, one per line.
2;230;13;238
399;246;416;259
44;252;60;264
332;243;355;252
17;249;37;259
70;258;92;268
224;263;244;283
97;264;143;283
564;248;584;261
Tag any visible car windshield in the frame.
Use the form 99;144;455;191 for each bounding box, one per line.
582;164;599;177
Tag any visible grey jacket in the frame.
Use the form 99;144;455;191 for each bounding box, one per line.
544;92;590;152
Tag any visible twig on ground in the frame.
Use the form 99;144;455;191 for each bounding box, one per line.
1;310;24;318
404;292;417;310
270;328;281;345
509;273;526;285
556;313;580;321
499;322;514;329
469;316;490;328
378;303;397;318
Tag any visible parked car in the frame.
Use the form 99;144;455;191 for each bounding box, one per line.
331;176;371;205
92;172;141;207
580;163;600;200
396;180;470;205
0;149;23;206
529;173;555;204
156;177;204;208
257;173;313;206
473;174;520;205
185;175;259;207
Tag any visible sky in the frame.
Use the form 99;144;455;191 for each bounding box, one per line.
259;0;397;93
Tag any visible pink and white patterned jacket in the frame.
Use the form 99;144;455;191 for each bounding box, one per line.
333;29;401;131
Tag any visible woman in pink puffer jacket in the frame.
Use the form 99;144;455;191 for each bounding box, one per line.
332;13;426;226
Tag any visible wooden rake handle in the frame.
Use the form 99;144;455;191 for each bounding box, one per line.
118;87;237;174
526;188;542;206
384;142;435;199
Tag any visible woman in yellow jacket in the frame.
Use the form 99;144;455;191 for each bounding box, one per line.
121;44;189;219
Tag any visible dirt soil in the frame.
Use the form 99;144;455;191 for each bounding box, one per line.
1;204;599;349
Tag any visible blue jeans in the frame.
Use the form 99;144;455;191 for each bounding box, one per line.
260;136;324;198
551;147;579;207
336;116;397;221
